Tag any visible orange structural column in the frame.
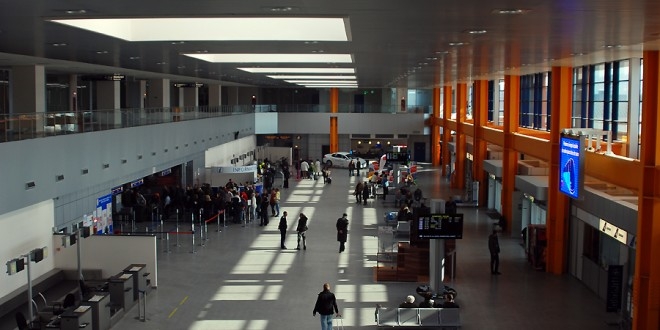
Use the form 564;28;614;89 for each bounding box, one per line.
546;66;572;274
442;86;452;177
633;50;660;330
501;75;520;232
431;87;441;166
473;80;488;207
329;88;339;153
454;83;467;190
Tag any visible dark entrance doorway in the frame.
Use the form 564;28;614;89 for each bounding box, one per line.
413;142;426;162
354;94;364;113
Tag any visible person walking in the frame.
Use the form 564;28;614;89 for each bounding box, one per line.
354;182;363;204
362;182;370;205
348;160;355;177
313;283;340;330
278;211;288;249
336;213;349;253
488;229;501;274
296;213;308;250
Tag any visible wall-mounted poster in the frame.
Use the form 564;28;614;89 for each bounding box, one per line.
96;194;113;234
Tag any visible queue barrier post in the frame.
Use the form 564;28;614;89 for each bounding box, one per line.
191;222;196;254
223;210;227;227
175;209;180;247
199;209;205;246
216;211;222;232
159;216;164;240
164;232;171;253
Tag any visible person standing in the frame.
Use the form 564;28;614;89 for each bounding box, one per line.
259;192;270;226
296;213;308;250
278;211;288;249
348;160;355;176
354;182;363;204
313;283;340;330
356;159;361;176
315;159;321;177
488;229;501;274
362;182;370;205
336;213;349;253
300;160;310;179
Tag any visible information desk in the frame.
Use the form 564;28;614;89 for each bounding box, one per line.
109;272;134;311
60;305;92;330
123;264;148;301
85;293;111;330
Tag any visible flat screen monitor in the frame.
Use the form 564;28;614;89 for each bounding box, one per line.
559;134;585;199
416;213;464;239
32;248;44;263
15;258;25;272
69;233;77;246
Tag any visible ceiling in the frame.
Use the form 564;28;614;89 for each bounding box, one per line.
1;0;659;89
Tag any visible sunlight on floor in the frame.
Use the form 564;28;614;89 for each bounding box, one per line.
212;284;282;300
335;284;389;303
189;319;268;330
231;251;275;274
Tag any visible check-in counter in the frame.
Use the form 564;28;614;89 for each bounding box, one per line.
123;264;148;301
60;305;92;330
109;272;134;311
85;292;111;330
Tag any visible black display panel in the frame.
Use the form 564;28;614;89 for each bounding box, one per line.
69;233;77;246
416;213;464;239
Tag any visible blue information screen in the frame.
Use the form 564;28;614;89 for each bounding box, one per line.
559;135;582;199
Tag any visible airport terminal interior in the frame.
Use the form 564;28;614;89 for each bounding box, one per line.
1;1;660;330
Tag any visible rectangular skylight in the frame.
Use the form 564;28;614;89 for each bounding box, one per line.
239;68;355;74
184;53;353;63
267;75;357;79
50;17;349;42
285;80;357;84
303;85;358;88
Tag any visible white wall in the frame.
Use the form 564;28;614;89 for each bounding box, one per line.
52;234;158;287
0;200;56;298
205;136;257;167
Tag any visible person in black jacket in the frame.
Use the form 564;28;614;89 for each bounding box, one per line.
278;211;288;249
336;213;349;253
296;213;308;250
313;283;340;330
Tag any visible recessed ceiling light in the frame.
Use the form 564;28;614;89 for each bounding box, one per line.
448;42;467;46
195;50;209;53
466;29;487;35
267;75;357;79
65;9;87;14
171;41;186;45
50;43;67;47
264;6;298;12
177;65;186;69
185;53;353;63
156;61;167;65
129;56;141;60
194;68;203;72
311;50;325;53
50;17;348;42
435;51;449;55
238;67;355;74
285;80;357;84
426;57;438;60
492;9;529;15
304;41;319;44
603;44;621;49
95;50;108;54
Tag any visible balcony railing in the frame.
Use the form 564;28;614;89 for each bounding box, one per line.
0;104;429;143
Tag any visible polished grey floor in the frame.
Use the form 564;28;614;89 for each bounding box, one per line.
113;165;616;330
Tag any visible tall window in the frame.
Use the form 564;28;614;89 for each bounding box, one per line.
639;58;643;156
487;81;494;121
498;79;505;124
519;72;550;130
571;60;630;141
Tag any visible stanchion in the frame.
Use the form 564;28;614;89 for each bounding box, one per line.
159;215;164;240
164;233;171;253
223;210;227;227
175;209;180;247
191;222;196;254
199;209;205;246
204;219;209;241
132;209;136;232
138;290;147;322
216;211;222;232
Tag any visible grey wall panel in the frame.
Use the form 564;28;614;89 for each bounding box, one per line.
276;113;425;135
0;114;255;217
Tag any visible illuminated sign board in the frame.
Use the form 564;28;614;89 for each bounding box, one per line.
416;214;464;239
599;219;628;245
559;134;585;199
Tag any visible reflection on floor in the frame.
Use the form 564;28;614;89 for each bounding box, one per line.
112;164;613;330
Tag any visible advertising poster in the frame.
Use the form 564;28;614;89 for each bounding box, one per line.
559;135;582;199
96;194;113;234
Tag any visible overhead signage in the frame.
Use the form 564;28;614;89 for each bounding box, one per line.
82;74;125;81
216;165;258;173
386;151;409;163
111;186;123;196
599;219;628;245
416;213;464;239
161;168;172;176
130;178;144;188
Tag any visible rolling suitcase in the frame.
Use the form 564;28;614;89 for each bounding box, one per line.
334;315;344;329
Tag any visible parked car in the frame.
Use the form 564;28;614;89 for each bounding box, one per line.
323;152;368;168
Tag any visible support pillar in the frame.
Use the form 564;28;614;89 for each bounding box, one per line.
442;86;452;177
431;87;441;166
96;80;121;128
632;50;660;330
473;80;489;207
209;84;223;108
454;83;467;190
330;88;339;153
11;65;46;135
147;79;170;121
69;74;78;113
501;75;520;233
547;66;573;274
